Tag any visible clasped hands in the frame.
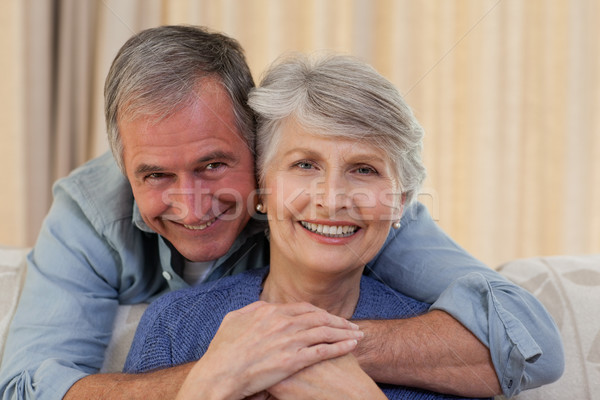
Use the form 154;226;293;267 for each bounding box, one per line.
175;301;387;400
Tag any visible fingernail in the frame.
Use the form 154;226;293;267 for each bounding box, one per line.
350;322;360;330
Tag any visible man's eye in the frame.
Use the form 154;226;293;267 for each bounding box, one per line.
206;162;225;170
147;172;165;180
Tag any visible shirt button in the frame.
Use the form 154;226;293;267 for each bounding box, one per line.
162;271;172;281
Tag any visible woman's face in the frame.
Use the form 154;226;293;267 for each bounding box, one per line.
262;122;403;276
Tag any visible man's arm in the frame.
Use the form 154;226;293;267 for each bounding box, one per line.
365;202;564;398
64;364;192;400
0;170;162;400
355;310;500;397
0;186;122;400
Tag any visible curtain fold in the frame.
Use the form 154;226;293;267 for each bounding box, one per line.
5;0;599;267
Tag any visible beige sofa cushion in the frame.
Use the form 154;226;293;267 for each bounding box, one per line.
497;254;600;399
0;247;28;362
100;303;148;372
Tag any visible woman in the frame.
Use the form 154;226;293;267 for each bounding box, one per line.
124;54;490;400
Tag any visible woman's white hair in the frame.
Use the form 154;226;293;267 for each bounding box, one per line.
248;53;426;206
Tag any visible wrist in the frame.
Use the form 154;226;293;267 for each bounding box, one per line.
352;319;403;383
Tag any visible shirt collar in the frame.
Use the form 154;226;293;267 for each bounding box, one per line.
132;201;154;233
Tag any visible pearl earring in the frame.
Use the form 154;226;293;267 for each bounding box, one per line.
255;203;264;213
392;220;401;229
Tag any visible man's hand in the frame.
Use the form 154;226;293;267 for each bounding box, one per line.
267;354;387;400
176;301;364;400
354;310;502;397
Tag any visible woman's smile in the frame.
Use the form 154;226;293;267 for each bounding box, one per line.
300;221;359;238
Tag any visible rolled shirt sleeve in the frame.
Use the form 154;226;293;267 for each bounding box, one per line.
431;273;563;397
367;202;564;398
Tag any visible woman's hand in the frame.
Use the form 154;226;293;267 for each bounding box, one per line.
267;353;388;400
175;301;363;400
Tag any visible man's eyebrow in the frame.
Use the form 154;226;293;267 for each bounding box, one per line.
135;164;164;176
134;151;238;176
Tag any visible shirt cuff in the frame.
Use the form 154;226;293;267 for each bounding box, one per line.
3;359;89;400
429;272;542;397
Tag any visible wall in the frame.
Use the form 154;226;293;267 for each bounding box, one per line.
0;0;598;267
0;1;25;247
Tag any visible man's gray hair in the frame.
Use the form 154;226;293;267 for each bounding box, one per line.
248;53;426;206
104;25;255;173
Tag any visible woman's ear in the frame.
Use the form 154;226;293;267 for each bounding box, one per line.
392;193;406;229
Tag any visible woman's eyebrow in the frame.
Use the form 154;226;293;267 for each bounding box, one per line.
282;148;321;158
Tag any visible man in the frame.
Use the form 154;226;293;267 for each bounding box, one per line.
0;25;563;400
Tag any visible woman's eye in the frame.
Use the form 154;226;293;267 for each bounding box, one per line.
295;161;314;170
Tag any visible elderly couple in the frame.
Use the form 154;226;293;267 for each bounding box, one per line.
0;25;562;399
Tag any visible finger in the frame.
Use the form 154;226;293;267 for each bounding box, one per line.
244;391;270;400
235;301;359;332
300;325;365;346
297;339;359;367
290;305;360;331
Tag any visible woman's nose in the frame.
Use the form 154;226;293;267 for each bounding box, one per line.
316;173;352;212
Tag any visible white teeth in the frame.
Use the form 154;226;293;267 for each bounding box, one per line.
184;219;213;230
300;221;358;238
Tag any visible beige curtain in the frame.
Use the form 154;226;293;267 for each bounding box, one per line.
1;0;598;267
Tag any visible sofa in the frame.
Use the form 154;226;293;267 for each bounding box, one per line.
1;245;599;399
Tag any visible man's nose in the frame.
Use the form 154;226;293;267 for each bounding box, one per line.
163;178;212;221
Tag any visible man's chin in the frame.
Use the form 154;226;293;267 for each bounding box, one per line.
175;238;235;262
161;218;248;261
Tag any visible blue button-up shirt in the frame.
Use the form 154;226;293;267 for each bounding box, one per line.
0;152;563;399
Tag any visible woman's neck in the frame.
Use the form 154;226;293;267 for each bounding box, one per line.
259;262;363;320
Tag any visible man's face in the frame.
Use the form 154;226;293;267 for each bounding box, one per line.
120;79;256;262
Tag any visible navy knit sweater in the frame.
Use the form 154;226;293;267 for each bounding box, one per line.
124;267;489;400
